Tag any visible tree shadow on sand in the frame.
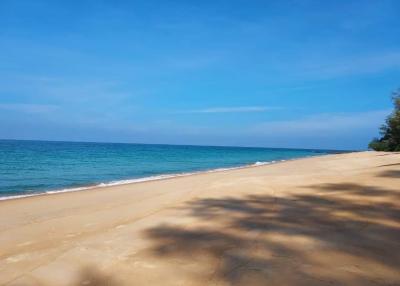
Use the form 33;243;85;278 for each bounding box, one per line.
144;182;400;285
74;266;121;286
379;170;400;178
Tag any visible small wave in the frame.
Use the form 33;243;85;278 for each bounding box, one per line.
0;193;40;201
0;158;298;201
254;161;278;166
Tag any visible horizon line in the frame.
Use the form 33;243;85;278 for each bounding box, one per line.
0;137;356;152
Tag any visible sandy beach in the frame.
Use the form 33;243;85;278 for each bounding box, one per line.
0;151;399;286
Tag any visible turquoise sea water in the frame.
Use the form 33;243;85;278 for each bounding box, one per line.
0;140;342;199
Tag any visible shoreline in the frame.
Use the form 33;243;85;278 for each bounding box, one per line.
0;153;336;202
0;151;399;285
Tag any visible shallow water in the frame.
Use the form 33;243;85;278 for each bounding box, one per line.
0;140;342;199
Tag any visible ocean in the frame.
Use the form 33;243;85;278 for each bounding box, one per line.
0;140;342;200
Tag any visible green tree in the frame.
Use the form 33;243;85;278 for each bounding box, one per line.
369;89;400;151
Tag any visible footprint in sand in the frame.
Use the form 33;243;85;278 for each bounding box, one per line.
17;241;33;247
6;254;29;263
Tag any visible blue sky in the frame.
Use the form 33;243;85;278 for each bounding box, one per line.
0;0;399;150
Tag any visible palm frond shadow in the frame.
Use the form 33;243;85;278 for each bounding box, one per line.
145;182;400;285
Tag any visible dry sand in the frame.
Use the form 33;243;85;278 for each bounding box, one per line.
0;151;399;286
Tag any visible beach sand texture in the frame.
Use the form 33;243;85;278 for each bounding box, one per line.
0;151;399;286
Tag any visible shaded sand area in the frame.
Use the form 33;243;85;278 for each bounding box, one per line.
1;152;400;286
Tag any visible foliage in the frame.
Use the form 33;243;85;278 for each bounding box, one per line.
369;89;400;151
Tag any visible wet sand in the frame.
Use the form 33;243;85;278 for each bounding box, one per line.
0;151;399;285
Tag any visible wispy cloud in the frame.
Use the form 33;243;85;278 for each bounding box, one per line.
294;51;400;79
251;109;389;135
184;106;277;113
0;103;58;114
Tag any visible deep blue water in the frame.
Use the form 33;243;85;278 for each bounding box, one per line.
0;140;342;199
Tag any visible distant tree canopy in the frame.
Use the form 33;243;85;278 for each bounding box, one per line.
369;89;400;151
